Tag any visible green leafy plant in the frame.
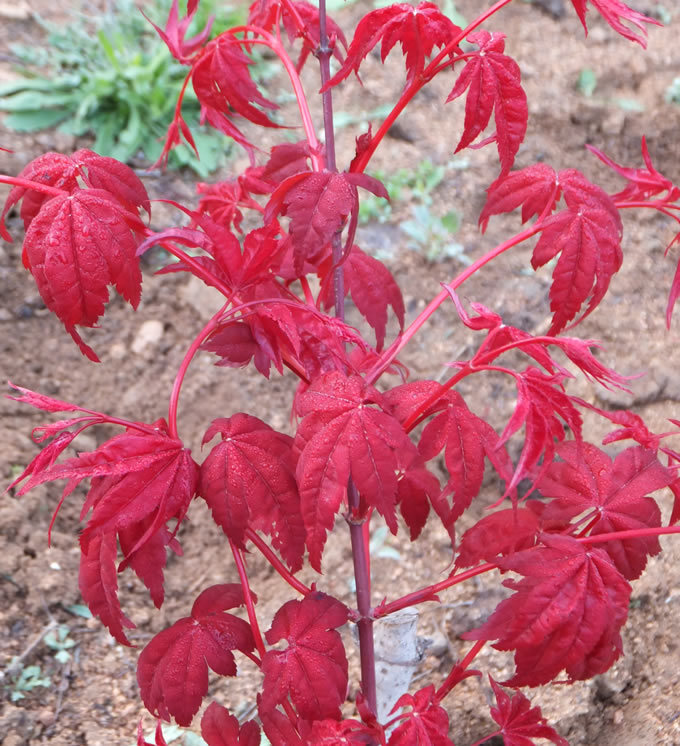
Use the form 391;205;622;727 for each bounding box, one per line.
5;664;52;702
0;0;245;175
400;204;467;262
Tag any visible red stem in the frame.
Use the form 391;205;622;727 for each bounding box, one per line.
245;529;312;597
230;539;266;658
374;563;497;619
318;0;378;717
167;301;229;439
366;223;542;384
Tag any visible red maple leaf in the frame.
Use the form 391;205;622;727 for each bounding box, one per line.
294;372;417;570
386;685;452;745
14;421;198;642
201;702;260;746
264;171;387;272
446;31;528;174
200;414;305;571
568;0;660;46
261;593;349;720
488;676;568;746
324;1;461;88
319;245;405;350
455;507;540;568
21;187;146;360
258;703;305;746
419;390;513;528
463;533;631;686
191;32;279;152
301;717;385;744
137;584;255;726
539;442;674;579
480;165;623;334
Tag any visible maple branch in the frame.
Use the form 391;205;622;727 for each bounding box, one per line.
167;301;230;439
373;563;497;619
366;223;543;384
245;529;312;597
349;0;517;174
230;539;267;659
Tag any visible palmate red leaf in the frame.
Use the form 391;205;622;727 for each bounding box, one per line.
463;533;631;686
455;507;540;568
137;584;255;726
539;442;674;579
446;31;527;175
1;149;150;236
258;703;305;746
22;187;146;361
568;0;660;46
264;171;387;273
419;390;513;530
481;164;623;334
14;421;198;640
294;371;417;570
261;593;349;720
323;1;461;88
499;367;583;496
396;450;441;542
488;677;568;746
387;685;452;745
319;245;405;350
200;414;305;571
192;32;278;138
201;702;260;746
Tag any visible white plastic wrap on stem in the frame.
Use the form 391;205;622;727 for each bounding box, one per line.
372;607;421;723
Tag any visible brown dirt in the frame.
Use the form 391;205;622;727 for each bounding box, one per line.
1;1;680;744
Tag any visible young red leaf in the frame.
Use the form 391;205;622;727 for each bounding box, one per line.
319;245;405;350
201;702;260;746
294;372;417;570
137;584;255;726
324;2;461;88
79;532;135;646
261;593;349;720
137;720;169;746
144;0;213;64
191;33;279;141
488;676;568;746
446;31;528;174
302;717;385;744
387;685;452;745
264;171;387;272
396;451;441;541
200;414;305;571
586;137;679;203
22;188;146;360
463;533;631;686
539;442;674;579
455;507;540;568
568;0;660;46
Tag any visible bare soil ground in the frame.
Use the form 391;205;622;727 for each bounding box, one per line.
1;1;680;744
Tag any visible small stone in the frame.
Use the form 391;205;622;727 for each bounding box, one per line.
131;320;164;354
0;308;12;322
109;342;127;361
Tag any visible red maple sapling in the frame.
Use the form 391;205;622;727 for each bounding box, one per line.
3;0;680;743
